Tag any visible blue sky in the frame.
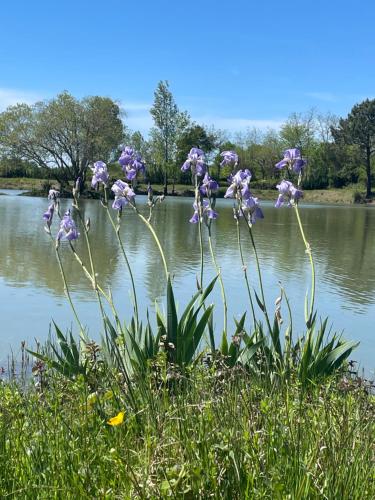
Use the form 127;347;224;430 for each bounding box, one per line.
1;0;374;135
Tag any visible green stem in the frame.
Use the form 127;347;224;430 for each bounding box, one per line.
208;225;227;334
104;189;139;323
242;211;272;334
294;204;315;321
195;177;204;291
198;215;204;291
68;243;121;326
134;208;169;281
54;242;86;340
236;219;256;331
73;200;109;333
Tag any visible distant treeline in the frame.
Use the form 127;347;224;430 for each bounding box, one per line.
0;85;374;196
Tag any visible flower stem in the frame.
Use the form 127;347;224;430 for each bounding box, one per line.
73;199;109;334
195;176;204;291
294;204;315;322
68;243;122;326
236;219;256;331
208;225;227;334
54;241;86;340
198;215;204;291
134;208;169;281
242;212;272;334
104;188;139;323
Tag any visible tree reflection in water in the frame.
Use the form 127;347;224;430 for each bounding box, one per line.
0;194;374;368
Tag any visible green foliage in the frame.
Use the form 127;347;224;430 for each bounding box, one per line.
297;319;359;384
332;98;375;196
149;80;190;193
1;363;374;498
280;110;316;153
159;274;217;366
0;91;124;189
0;157;47;179
27;322;87;379
2;90;375;195
41;275;218;383
219;311;358;385
219;312;258;368
95;312;161;383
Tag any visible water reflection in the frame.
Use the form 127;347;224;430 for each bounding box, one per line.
0;194;374;369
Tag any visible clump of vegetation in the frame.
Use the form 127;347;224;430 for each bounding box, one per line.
1;141;371;497
1;87;375;199
353;190;367;203
1;357;374;498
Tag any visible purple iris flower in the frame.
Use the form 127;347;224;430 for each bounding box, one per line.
91;161;109;189
224;169;252;199
181;148;206;177
220;150;239;167
189;209;199;224
275;180;303;207
111;180;136;210
43;204;54;229
224;167;264;223
48;189;60;202
234;169;251;183
119;146;134;162
240;196;264;224
199;173;219;196
275;148;307;174
56;210;79;241
189;199;218;224
118;146;145;180
132;154;145;173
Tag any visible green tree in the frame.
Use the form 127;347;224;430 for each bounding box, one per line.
331;99;375;197
0;91;124;191
279;110;316;154
150;81;189;195
252;131;282;183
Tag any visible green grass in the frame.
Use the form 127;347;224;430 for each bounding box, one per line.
132;183;364;204
0;177;51;191
0;360;374;499
0;176;370;204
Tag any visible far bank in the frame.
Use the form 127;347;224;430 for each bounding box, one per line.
0;177;373;205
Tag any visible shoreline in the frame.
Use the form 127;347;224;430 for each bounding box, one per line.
0;177;374;205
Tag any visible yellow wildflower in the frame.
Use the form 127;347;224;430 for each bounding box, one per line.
107;411;125;426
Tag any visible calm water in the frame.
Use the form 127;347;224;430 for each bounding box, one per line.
1;190;374;373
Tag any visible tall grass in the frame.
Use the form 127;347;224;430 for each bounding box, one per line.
0;364;374;498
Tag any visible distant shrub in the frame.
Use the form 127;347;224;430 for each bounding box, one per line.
353;191;366;203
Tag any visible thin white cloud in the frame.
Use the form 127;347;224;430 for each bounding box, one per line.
0;92;284;134
195;115;285;132
122;102;151;112
121;100;285;135
126;112;154;132
119;101;152;133
0;87;43;111
305;91;337;102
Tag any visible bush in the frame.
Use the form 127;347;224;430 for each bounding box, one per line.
353;191;366;203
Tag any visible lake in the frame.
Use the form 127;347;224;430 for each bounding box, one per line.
0;190;374;374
